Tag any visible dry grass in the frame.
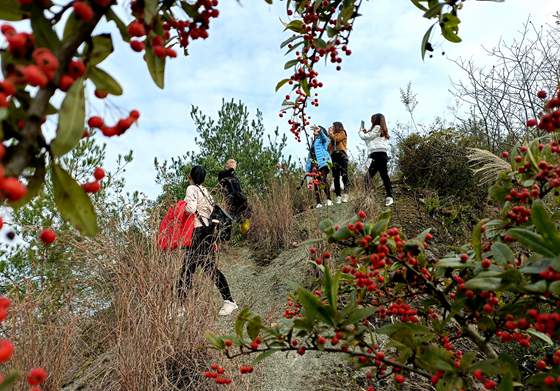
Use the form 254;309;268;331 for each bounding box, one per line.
5;211;230;391
247;175;314;254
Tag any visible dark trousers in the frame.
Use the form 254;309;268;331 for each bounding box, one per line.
367;152;393;197
178;227;233;302
314;166;331;204
331;151;349;197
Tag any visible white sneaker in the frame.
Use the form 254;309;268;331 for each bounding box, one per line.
385;197;394;207
218;300;238;316
316;203;323;209
341;194;349;203
326;199;333;206
335;196;342;204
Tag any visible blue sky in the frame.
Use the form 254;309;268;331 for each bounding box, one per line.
74;1;558;199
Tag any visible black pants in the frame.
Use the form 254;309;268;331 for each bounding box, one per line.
331;151;349;197
178;227;233;302
367;152;393;197
314;166;331;204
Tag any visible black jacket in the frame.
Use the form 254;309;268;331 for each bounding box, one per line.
218;169;249;218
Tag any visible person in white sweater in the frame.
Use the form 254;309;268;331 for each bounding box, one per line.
359;113;394;206
179;165;238;316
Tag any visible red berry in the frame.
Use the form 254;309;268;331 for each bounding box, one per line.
82;181;101;193
127;21;146;37
0;340;14;363
536;360;547;370
39;228;56;245
88;116;104;129
68;60;86;79
129;109;140;119
130;40;145;52
94;89;108;99
544;376;555;386
394;374;405;384
59;75;75;91
73;1;94;21
501;151;509;158
21;65;48;88
358;210;366;219
527;119;538;127
481;258;491;269
224;339;233;347
27;368;47;386
484;380;497;389
93;167;105;180
537;90;547;99
153;46;166;58
0;177;27;201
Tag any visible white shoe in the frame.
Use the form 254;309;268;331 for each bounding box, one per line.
385;197;394;207
335;196;342;204
316;203;323;209
218;300;238;316
341;194;349;203
326;199;333;206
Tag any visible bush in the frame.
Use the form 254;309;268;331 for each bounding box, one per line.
397;129;484;203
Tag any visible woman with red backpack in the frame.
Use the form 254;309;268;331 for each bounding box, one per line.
178;165;237;316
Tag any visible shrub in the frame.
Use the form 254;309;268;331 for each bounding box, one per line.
207;91;560;390
397;129;484;203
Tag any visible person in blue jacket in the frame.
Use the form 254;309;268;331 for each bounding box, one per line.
306;125;333;208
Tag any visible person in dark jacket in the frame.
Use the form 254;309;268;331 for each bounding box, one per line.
218;159;249;221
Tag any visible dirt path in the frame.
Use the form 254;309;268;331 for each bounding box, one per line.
215;205;360;391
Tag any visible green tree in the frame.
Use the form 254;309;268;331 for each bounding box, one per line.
154;99;293;202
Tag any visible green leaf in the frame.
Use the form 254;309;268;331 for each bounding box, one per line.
342;307;376;326
144;0;158;24
0;0;24;21
144;44;166;89
51;79;85;157
284;59;299;69
526;328;553;346
313;38;327;49
31;6;60;51
298;288;334;326
472;219;489;262
0;372;19;390
323;266;339;312
9;160;45;208
280;34;300;49
247;315;263;340
508;228;556;257
275;78;290;92
88;66;123;96
89;34;114;66
416;345;454;372
235;307;251;338
437;258;472;269
180;1;198;18
523;280;547;294
549;281;560;297
284;20;306;33
464;277;502;291
300;77;310;96
106;9;129;42
206;334;225;350
319;218;334;236
498;371;513;391
491;242;514;265
531;200;560;253
52;164;98;236
440;13;462;43
63;13;80;41
410;0;428;11
253;349;276;364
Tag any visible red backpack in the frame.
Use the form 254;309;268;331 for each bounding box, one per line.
157;200;196;250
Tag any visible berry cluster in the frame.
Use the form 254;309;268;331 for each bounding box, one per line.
87;110;140;137
82;167;105;193
128;0;219;57
278;1;358;141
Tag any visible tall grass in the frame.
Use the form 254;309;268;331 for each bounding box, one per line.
6;212;224;390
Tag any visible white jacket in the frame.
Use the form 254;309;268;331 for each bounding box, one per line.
359;125;390;154
185;185;214;228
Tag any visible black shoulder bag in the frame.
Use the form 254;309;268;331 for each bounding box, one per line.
196;186;234;242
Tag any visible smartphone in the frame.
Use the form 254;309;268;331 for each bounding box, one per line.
360;120;365;130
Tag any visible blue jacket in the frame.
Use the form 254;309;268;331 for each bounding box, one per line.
306;129;331;171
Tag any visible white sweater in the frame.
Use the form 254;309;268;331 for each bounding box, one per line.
185;185;214;228
359;125;390;154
